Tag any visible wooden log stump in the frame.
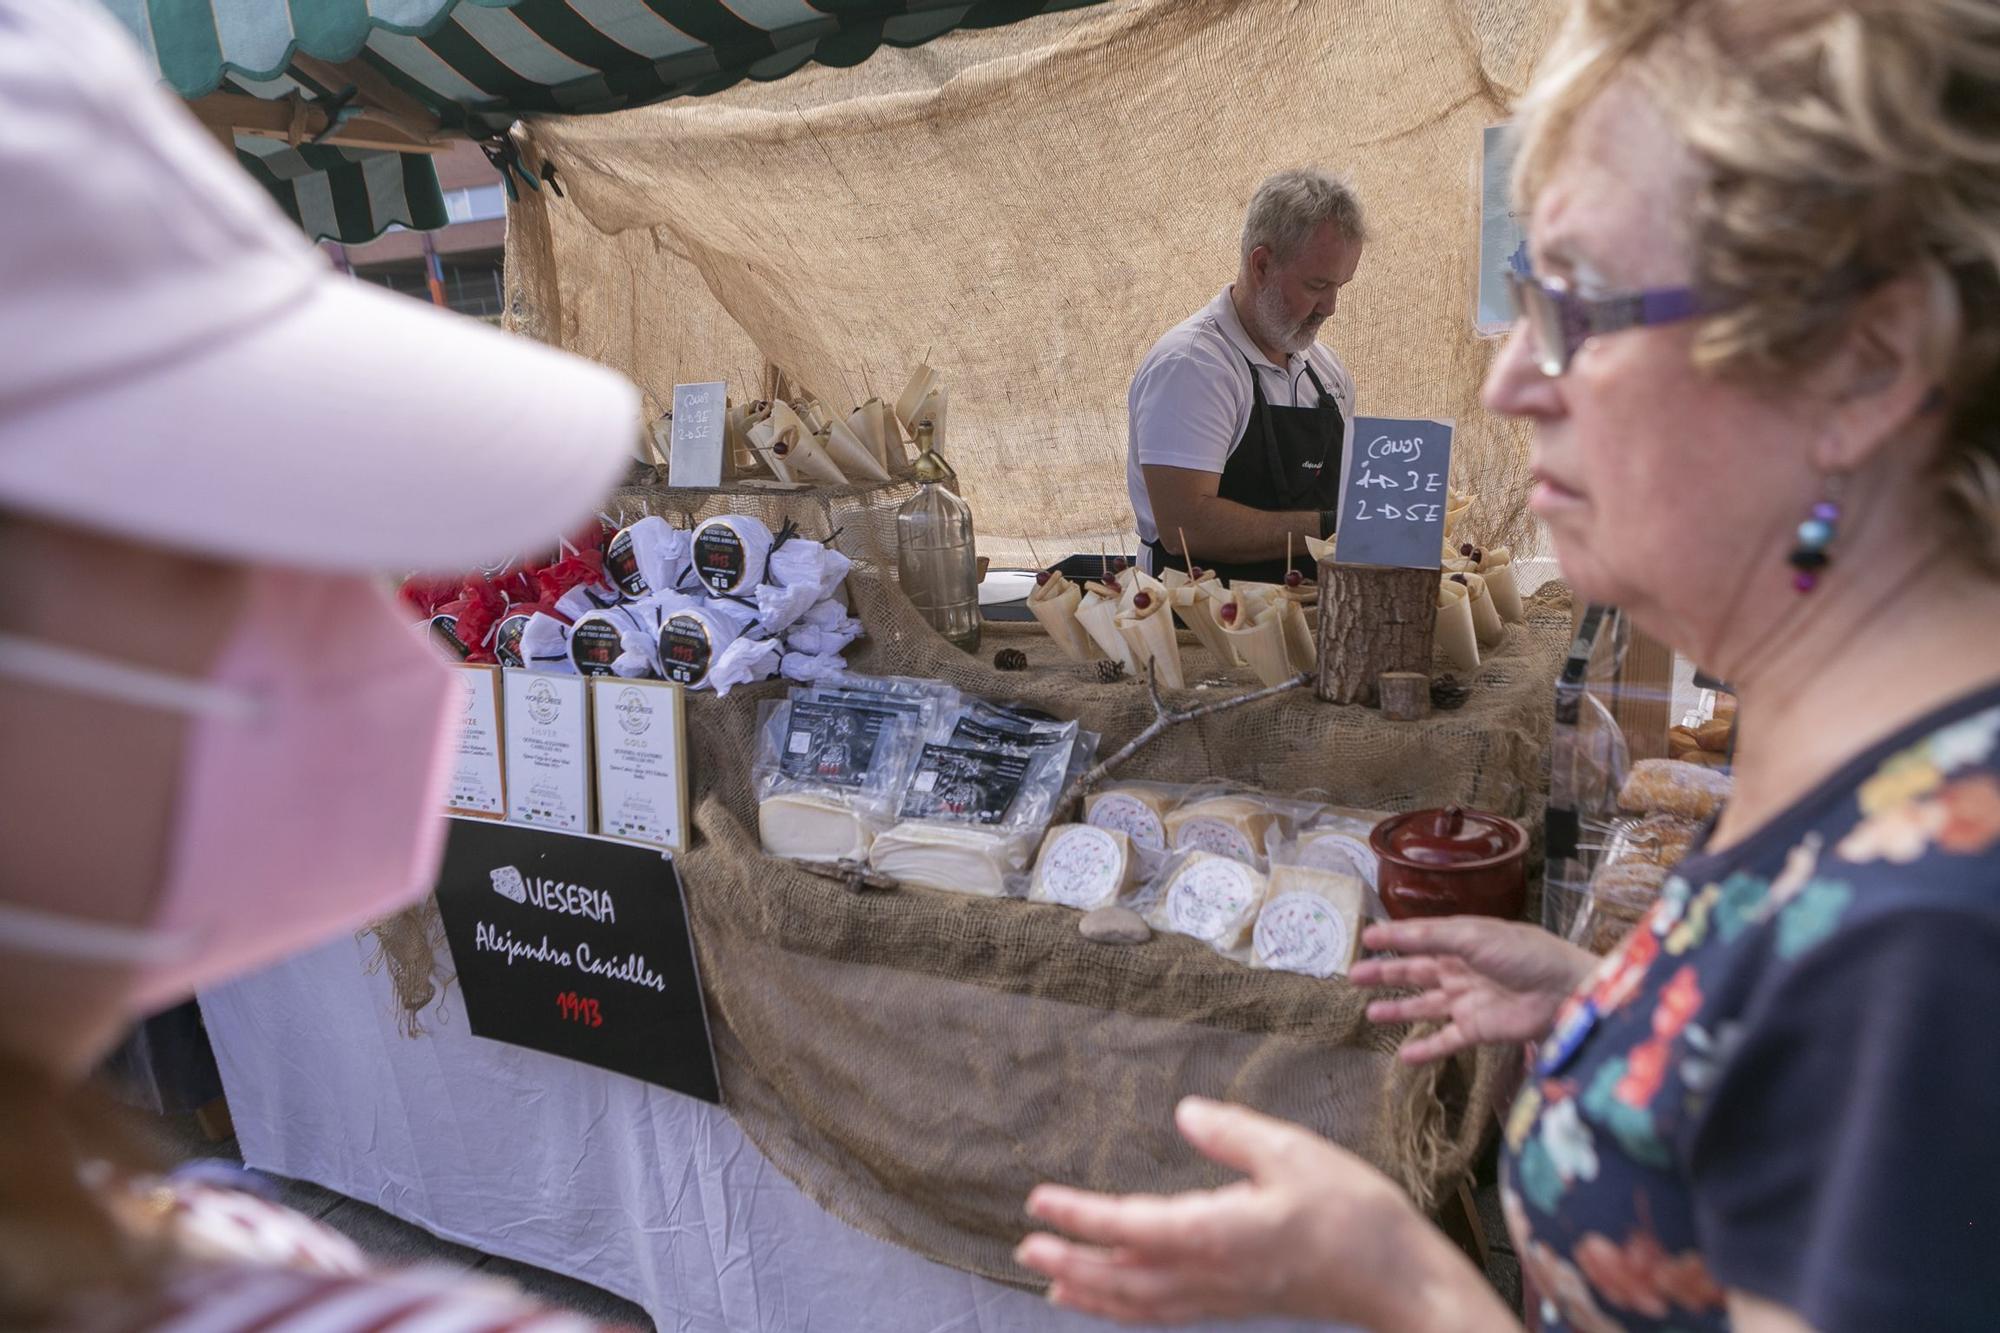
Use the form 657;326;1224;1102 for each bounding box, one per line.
1315;559;1437;706
1379;671;1433;720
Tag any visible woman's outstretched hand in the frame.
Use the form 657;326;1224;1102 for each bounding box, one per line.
1352;916;1598;1065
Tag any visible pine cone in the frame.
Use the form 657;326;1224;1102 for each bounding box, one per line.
1096;659;1128;684
993;647;1029;672
1430;675;1470;711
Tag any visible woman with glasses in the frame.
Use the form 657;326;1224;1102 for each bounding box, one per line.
1017;1;2000;1330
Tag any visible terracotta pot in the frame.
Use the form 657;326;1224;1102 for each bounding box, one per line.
1370;804;1528;921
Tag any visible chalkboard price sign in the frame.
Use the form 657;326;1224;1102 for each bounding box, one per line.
1333;417;1455;571
432;819;720;1101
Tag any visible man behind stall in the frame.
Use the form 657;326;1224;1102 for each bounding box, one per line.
1127;169;1364;581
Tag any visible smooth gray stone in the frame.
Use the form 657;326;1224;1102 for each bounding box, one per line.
1079;906;1151;945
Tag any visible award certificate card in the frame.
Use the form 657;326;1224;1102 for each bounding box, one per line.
447;664;506;817
503;672;592;832
592;678;690;853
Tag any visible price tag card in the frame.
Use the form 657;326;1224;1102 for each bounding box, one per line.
1333;417;1455;570
503;671;593;833
666;381;728;489
591;678;690;853
446;664;507;817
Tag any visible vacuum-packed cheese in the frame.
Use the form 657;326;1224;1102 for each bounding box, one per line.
1253;866;1367;978
869;822;1030;898
1160;852;1270;949
1029;825;1137;910
1294;828;1380;887
1086;786;1173;849
759;792;876;862
1167;796;1281;864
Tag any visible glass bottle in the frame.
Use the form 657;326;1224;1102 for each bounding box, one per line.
896;419;981;652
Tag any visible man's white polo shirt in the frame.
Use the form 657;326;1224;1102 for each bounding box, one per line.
1125;286;1356;564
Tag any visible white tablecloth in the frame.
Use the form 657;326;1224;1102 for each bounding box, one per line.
200;933;1341;1333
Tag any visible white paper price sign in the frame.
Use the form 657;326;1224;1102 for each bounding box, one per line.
502;671;593;833
1333;417;1454;570
446;664;506;817
591;678;690;853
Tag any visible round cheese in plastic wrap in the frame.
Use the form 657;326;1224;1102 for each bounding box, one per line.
1029;824;1136;910
518;611;578;674
1085;785;1174;850
690;515;775;596
1160;851;1270;950
657;604;741;688
1294;828;1381;888
1166;797;1281;866
605;514;691;600
1252;866;1367;979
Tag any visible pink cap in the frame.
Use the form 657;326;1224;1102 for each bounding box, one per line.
0;1;639;574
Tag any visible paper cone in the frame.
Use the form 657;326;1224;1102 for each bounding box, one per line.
1279;599;1317;674
1174;586;1238;665
1116;597;1185;689
791;431;851;486
825;416;891;483
909;385;948;450
896;364;941;435
1480;548;1525;623
1077;592;1137;670
748;419;796;484
1222;605;1292;686
1028;575;1099;661
1305;534;1335;563
1443;490;1475;541
795;399;831;434
846;401;891;473
1462;571;1505;647
1160;567;1190;596
1436;579;1480;672
1119;568;1167;616
861;398;907;471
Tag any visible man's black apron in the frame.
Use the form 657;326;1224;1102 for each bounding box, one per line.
1146;355;1345;585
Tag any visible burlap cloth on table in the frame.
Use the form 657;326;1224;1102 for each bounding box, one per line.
380;481;1570;1288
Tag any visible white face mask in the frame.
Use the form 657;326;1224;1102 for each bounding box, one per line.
0;572;459;1012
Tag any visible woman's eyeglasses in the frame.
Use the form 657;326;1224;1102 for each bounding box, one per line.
1505;270;1704;377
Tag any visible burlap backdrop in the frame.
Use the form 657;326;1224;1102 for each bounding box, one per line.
503;0;1563;558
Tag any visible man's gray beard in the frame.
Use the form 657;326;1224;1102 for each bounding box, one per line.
1252;282;1322;356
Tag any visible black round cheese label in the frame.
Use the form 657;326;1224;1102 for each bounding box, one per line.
569;616;623;676
425;614;471;661
493;613;531;669
606;527;648;598
658;614;714;687
693;525;748;594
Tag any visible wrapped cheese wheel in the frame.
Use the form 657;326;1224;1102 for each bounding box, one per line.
823;416;891;484
707;634;783;695
1167;796;1282;865
1218;599;1293;687
569;607;638;677
1158;852;1271;950
1076;587;1138;671
1027;572;1099;662
760;792;877;862
491;605;541;668
690;515;775;596
1436;577;1481;673
1085;785;1174;849
1462;570;1506;648
519;611;578;674
869;822;1034;898
1252;866;1367;978
1294;828;1380;887
1029;824;1139;910
656;603;745;689
604;514;690;600
1114;588;1185;689
1478;546;1525;624
768;538;854;603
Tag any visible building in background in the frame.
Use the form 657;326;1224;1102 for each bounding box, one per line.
322;141;505;320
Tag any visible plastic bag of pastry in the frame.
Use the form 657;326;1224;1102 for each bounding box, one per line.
1252;862;1369;979
1076;585;1139;671
1026;570;1100;662
1216;596;1292;686
603;515;690;601
1085;781;1185;851
689;514;776;596
1115;585;1186;689
1029;824;1143;910
1617;758;1733;822
823;415;891;483
1166;794;1285;868
1436;576;1482;673
1147;849;1272;956
1580;860;1671;953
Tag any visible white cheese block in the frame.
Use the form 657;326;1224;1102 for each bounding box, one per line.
1160;852;1270;950
759;793;875;862
1166;796;1281;865
1253;866;1367;978
1085;786;1173;849
869;822;1032;898
1293;829;1381;888
1029;824;1138;910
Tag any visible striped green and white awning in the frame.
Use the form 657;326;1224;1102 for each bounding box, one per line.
102;1;1108;243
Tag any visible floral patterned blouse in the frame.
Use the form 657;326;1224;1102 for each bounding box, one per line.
1503;686;2000;1332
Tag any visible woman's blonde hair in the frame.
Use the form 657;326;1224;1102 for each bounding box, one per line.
1513;0;2000;566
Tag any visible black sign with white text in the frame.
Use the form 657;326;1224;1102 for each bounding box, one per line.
1333;417;1455;570
432;819;720;1102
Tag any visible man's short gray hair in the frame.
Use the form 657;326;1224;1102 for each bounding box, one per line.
1240;169;1367;266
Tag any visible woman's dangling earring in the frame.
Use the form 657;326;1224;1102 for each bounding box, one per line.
1789;477;1843;593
